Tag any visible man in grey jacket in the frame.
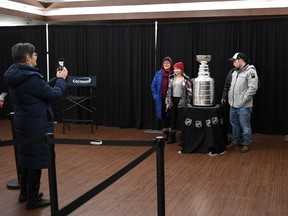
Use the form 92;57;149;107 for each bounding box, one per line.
226;52;259;153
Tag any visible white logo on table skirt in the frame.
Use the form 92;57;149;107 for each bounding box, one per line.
212;117;218;124
206;119;211;127
220;118;224;125
185;118;192;126
195;120;202;128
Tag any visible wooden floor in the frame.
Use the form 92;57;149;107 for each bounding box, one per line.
1;119;288;216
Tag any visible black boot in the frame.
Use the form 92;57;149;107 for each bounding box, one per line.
18;177;43;202
26;183;50;209
162;129;170;141
178;131;182;146
18;168;28;202
19;189;44;202
18;176;28;202
166;131;176;144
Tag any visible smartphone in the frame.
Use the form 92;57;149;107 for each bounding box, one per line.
58;58;65;71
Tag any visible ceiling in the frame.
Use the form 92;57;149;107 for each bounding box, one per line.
1;0;288;26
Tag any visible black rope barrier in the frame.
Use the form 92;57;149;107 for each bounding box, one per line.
51;138;153;146
60;147;155;216
0;136;45;147
0;140;13;147
1;137;152;147
1;133;166;216
0;135;45;189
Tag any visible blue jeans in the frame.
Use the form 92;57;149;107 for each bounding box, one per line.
229;107;252;145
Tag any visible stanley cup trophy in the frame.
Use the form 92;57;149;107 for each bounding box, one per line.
192;55;215;106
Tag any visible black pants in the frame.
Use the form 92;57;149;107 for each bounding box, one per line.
170;97;183;131
161;98;170;129
21;168;42;187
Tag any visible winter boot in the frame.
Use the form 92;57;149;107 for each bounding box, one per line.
166;131;176;144
178;131;182;146
162;129;170;141
18;177;43;202
18;175;28;202
19;188;44;202
26;183;50;209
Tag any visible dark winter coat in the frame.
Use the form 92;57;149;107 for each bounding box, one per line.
4;63;67;169
151;69;163;119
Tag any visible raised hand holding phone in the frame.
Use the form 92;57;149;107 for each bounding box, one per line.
57;58;65;71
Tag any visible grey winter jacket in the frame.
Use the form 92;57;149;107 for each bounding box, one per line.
165;74;192;108
228;64;258;108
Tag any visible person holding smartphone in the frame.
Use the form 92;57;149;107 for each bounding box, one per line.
4;42;68;209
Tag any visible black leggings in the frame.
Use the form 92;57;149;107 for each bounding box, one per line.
161;98;170;129
170;97;183;131
21;168;42;187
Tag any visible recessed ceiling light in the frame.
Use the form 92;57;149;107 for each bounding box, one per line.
37;0;100;2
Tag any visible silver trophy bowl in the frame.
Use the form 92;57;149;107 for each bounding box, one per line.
193;54;215;106
196;55;212;63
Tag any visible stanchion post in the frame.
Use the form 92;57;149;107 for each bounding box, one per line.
46;133;59;216
155;136;165;216
7;112;21;189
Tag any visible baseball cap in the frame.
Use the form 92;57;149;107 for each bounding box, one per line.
229;52;247;62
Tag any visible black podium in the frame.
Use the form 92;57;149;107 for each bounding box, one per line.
180;105;227;154
62;76;97;134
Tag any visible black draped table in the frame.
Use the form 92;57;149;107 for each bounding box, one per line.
180;105;227;155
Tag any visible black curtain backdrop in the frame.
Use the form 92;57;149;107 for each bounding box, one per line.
0;26;47;118
157;18;288;134
0;17;288;134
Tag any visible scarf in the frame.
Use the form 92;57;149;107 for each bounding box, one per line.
161;69;173;97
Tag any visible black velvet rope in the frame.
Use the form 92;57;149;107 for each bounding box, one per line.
0;135;159;216
58;146;156;216
52;138;153;146
0;136;44;147
0;137;153;147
